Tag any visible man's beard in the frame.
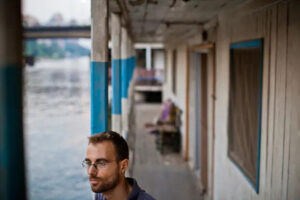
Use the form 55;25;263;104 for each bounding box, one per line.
90;171;121;193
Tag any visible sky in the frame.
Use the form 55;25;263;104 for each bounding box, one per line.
23;0;91;24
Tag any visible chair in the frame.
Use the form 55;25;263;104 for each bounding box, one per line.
155;103;181;154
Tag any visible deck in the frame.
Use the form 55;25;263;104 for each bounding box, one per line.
131;103;203;200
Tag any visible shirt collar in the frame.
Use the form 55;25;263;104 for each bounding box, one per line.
126;177;143;200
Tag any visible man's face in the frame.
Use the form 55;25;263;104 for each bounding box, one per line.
85;141;121;193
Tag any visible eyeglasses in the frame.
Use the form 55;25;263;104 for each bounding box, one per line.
82;160;114;170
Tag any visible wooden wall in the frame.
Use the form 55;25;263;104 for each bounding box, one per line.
285;1;300;199
213;0;300;199
162;1;299;199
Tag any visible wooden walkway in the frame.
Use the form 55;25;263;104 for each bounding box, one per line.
131;103;203;200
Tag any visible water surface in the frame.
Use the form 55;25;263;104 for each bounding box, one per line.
24;57;92;200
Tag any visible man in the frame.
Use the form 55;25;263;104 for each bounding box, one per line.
82;131;155;200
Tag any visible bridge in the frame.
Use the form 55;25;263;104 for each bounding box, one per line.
24;26;91;39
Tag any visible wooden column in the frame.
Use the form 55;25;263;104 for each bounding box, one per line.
0;1;27;199
111;13;122;133
90;0;109;134
121;27;129;138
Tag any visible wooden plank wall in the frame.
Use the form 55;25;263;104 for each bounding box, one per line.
285;1;300;199
270;2;288;200
163;1;300;199
213;0;300;199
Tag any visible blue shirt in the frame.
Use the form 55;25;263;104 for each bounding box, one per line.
95;178;155;200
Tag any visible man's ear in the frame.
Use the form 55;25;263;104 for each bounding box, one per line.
119;159;129;174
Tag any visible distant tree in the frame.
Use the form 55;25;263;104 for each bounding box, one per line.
24;39;90;59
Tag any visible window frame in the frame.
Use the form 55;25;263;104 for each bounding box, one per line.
227;39;264;193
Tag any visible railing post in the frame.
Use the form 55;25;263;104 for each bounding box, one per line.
0;1;27;199
111;13;122;133
90;0;109;135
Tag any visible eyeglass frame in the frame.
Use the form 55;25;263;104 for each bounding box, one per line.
82;159;117;170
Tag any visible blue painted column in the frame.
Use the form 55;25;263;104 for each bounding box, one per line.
128;54;136;83
90;0;109;135
121;27;129;138
127;42;136;91
132;55;136;80
126;43;136;115
0;1;27;200
111;13;122;133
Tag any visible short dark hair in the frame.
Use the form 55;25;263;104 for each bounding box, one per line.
88;131;129;162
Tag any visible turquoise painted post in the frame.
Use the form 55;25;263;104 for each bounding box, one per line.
121;27;129;138
112;59;121;111
132;55;136;79
129;55;136;82
126;56;131;94
126;42;135;95
0;1;27;200
121;58;128;98
91;62;108;133
111;13;122;133
90;0;109;135
129;42;136;85
128;56;131;92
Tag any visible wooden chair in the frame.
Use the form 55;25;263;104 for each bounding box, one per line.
156;104;181;154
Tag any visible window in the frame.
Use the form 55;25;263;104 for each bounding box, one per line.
172;49;177;94
228;39;263;193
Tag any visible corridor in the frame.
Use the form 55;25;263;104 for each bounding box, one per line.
2;0;300;199
131;103;202;200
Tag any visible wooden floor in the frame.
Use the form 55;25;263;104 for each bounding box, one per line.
131;103;203;200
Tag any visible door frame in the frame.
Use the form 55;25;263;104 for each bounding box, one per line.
185;43;216;197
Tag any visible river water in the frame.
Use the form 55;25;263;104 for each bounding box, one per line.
24;57;93;200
